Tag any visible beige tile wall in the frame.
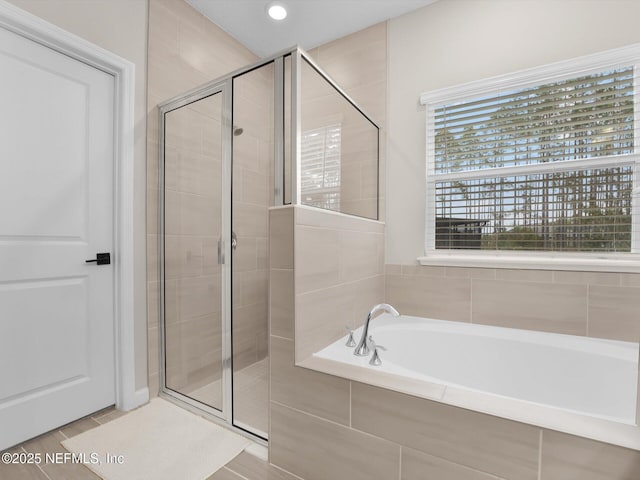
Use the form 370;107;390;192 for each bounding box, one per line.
269;207;295;347
271;335;350;425
146;0;257;396
231;64;274;374
385;265;640;342
401;447;504;480
270;402;401;480
269;205;398;480
300;61;379;219
307;22;387;221
353;383;540;480
293;206;385;361
541;430;640;479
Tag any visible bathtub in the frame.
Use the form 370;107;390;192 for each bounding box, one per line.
313;314;639;425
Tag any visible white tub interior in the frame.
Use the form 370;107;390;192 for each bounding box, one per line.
314;314;639;424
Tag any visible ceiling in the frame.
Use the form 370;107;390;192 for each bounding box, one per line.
186;0;438;58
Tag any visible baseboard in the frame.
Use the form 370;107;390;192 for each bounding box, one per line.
244;442;268;461
133;387;149;408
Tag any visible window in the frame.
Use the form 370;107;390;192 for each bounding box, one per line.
300;124;342;210
421;46;640;258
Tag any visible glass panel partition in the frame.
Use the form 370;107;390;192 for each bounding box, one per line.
163;92;224;412
231;62;274;439
299;57;379;219
283;55;292;205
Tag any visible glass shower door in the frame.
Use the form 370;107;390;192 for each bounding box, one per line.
230;62;274;439
161;88;228;416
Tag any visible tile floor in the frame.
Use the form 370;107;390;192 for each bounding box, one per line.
190;358;269;437
0;403;292;480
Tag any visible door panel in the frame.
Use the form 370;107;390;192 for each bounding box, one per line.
0;278;89;400
163;92;225;413
0;25;115;450
0;50;87;239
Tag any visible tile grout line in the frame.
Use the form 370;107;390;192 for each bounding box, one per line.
89;407;117;421
222;465;250;480
349;381;352;427
271;463;306;480
92;414;110;425
270;267;294;273
396;443;505;480
271;399;376;440
398;445;402;480
296;272;385;296
271;399;506;478
21;446;52;480
271;333;294;341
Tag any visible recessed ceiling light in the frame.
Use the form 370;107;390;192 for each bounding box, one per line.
267;2;287;21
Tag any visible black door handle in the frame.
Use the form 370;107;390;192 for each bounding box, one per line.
85;253;111;265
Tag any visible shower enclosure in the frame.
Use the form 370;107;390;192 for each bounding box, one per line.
157;47;379;441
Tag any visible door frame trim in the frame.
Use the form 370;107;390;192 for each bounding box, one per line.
0;1;142;410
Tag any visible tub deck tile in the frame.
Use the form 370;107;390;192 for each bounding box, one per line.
351;382;539;480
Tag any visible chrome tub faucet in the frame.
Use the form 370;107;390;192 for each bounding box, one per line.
354;303;399;356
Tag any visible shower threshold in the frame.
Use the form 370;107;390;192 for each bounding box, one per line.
188;358;269;438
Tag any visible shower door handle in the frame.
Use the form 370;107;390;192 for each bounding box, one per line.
218;238;225;265
231;231;237;251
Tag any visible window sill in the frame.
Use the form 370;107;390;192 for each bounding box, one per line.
418;252;640;273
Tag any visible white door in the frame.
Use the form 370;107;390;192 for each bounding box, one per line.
0;24;116;450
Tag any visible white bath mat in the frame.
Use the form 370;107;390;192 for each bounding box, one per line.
61;398;251;480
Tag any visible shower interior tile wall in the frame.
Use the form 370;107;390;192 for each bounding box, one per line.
146;0;256;396
163;96;222;393
232;66;274;373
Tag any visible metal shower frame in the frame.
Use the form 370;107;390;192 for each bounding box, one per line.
157;46;380;443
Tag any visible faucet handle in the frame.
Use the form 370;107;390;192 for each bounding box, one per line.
366;335;386;351
367;335;386;366
345;326;356;347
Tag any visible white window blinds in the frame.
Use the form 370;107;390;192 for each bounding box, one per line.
300;124;342;210
422;51;640;254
